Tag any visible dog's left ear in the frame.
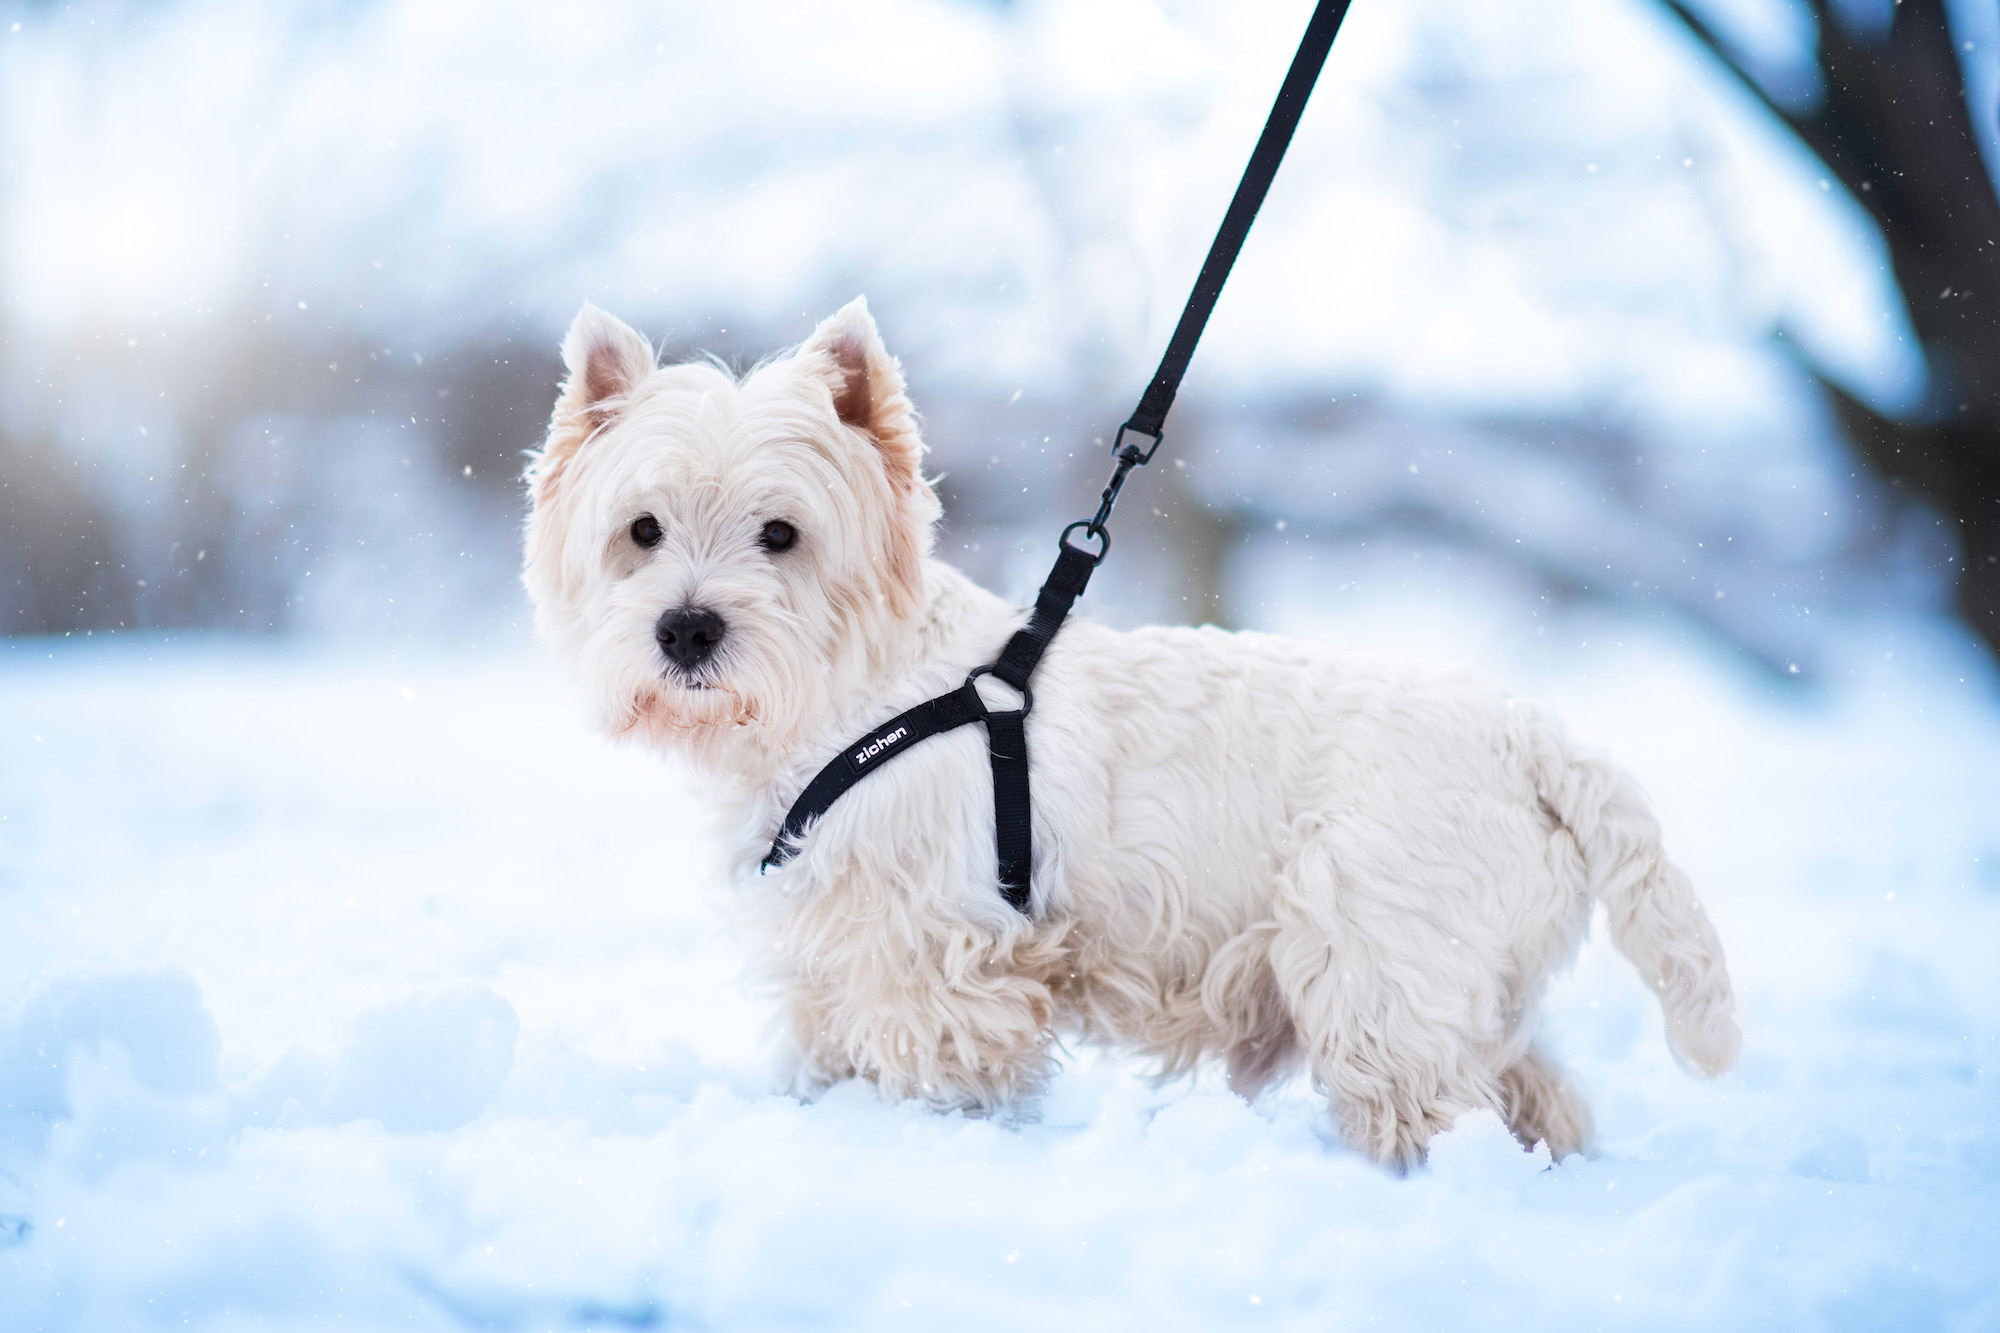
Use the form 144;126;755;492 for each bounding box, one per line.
800;298;923;492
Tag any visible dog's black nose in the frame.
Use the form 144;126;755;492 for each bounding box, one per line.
656;606;727;671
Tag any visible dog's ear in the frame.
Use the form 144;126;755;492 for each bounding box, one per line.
557;303;655;430
799;297;938;618
800;297;923;493
531;304;655;508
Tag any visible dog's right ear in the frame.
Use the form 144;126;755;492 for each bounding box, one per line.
557;303;655;432
531;304;656;506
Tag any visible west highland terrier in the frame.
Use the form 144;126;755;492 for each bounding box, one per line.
522;297;1740;1169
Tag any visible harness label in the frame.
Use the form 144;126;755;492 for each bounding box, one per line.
853;726;910;768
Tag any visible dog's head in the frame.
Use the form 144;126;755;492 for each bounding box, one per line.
522;297;941;767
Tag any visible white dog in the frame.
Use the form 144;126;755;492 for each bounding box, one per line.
523;297;1740;1169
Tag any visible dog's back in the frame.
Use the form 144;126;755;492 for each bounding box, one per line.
1029;616;1737;1163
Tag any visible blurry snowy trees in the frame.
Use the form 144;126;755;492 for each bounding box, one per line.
1669;0;2000;657
0;0;1993;668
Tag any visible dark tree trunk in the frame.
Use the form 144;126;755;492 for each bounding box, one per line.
1668;0;2000;654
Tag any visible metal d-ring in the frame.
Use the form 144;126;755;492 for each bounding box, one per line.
967;664;1033;717
1060;520;1110;563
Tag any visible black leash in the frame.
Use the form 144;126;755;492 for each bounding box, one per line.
764;0;1353;909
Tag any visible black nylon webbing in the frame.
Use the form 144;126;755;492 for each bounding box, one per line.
760;674;1035;906
762;679;986;870
984;708;1032;910
992;541;1099;691
1125;0;1351;440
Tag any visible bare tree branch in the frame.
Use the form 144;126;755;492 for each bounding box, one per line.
1662;0;2000;657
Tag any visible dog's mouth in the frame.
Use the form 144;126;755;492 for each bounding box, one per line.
659;668;746;709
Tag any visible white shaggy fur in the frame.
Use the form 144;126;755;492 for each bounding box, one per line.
523;298;1741;1170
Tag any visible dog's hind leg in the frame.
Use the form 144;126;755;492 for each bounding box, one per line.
1499;1045;1592;1158
1265;817;1509;1172
1285;963;1507;1172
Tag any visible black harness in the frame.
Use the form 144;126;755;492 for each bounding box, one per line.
761;0;1353;910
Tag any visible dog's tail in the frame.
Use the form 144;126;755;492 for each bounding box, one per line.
1536;739;1741;1076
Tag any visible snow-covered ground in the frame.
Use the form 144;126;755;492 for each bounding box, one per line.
2;596;1998;1331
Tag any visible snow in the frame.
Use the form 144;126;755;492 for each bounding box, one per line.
3;602;1997;1330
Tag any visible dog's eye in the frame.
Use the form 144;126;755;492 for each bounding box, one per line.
630;514;663;548
760;520;797;553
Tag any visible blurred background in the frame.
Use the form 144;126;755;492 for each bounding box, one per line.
3;0;1997;679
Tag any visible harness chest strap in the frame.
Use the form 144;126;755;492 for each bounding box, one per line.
759;541;1100;913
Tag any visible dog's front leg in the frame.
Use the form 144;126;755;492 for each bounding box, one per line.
773;883;1060;1114
776;981;862;1101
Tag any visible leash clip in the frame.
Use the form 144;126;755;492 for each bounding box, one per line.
1078;422;1163;540
1112;421;1164;465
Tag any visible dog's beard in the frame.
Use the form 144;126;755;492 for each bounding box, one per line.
620;673;756;738
610;654;819;774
